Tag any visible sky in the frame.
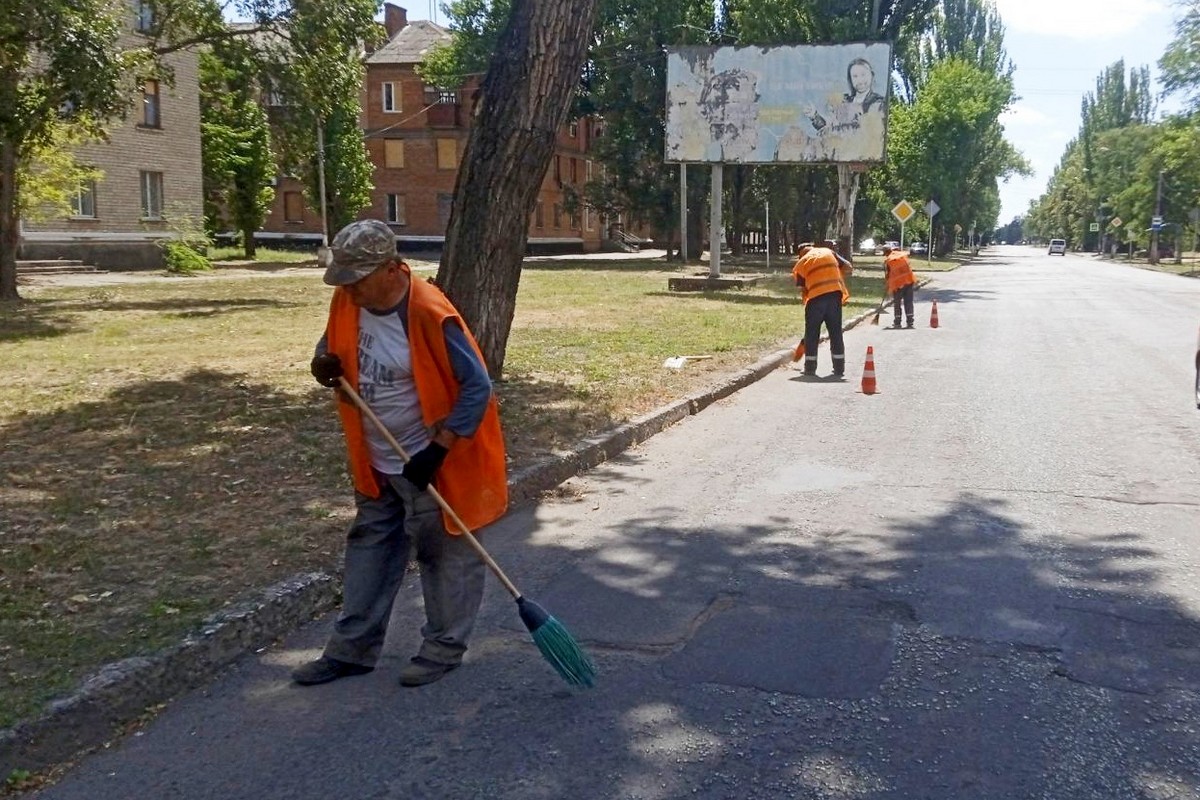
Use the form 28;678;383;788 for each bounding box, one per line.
994;0;1183;222
399;0;1184;225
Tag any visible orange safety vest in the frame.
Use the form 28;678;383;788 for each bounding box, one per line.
324;275;508;532
792;247;850;305
884;251;916;293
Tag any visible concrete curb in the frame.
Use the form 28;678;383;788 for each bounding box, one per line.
0;289;906;778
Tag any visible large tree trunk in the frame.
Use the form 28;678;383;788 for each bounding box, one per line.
833;164;860;263
241;225;257;259
437;0;600;378
0;139;22;302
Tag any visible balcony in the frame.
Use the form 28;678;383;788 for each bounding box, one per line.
425;91;462;127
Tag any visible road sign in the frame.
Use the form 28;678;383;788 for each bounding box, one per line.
1089;222;1100;232
891;200;915;224
924;200;940;217
1110;216;1122;228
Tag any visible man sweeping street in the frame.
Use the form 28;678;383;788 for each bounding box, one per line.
882;244;917;329
792;241;852;377
295;219;508;688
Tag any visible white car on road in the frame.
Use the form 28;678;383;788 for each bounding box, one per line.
1048;238;1067;255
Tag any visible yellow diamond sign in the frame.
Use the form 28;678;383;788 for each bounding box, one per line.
891;200;915;224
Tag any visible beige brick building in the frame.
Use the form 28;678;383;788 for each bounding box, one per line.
20;10;204;269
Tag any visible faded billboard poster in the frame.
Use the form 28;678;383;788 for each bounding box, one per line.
665;43;892;164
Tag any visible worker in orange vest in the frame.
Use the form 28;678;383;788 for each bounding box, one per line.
792;241;852;377
882;245;916;329
298;219;507;689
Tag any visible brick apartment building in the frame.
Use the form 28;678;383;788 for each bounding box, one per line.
259;3;610;255
19;2;203;269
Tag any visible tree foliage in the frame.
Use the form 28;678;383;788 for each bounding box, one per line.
0;0;141;300
200;44;276;257
885;57;1026;252
1160;0;1200;110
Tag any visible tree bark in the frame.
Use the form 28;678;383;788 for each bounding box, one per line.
834;164;860;263
241;226;257;259
0;139;22;302
437;0;600;378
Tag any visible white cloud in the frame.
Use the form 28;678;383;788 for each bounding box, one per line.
1000;103;1050;127
995;0;1167;40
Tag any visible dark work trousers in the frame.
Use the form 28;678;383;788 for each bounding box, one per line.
324;472;486;669
803;291;845;375
892;284;915;326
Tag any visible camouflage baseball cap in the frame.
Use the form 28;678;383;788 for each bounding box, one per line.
321;219;399;286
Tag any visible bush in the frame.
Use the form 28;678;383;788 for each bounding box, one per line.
162;240;212;274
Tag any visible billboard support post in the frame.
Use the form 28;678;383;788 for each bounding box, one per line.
680;164;688;262
765;199;770;271
709;163;723;278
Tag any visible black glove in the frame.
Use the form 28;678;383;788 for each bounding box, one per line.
310;353;343;388
402;442;449;490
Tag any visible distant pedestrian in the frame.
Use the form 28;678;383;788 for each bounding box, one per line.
792;242;852;377
294;219;508;689
882;245;916;329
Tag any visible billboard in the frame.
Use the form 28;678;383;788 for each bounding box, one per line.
665;43;892;165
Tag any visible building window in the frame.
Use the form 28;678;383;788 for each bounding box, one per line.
586;160;593;182
71;180;97;218
554;156;562;183
571;158;579;183
437;193;453;227
141;79;160;128
436;138;457;170
535;200;544;229
134;0;155;32
283;191;304;223
140;171;163;219
569;120;578;138
553;203;562;229
263;77;286;107
386;194;406;225
382;82;400;113
384;139;405;169
584;206;592;231
437;90;457;105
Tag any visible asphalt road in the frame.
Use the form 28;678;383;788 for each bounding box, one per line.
31;247;1200;799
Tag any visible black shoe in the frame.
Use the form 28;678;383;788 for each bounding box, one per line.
891;321;902;329
292;656;374;686
398;656;460;687
906;320;915;329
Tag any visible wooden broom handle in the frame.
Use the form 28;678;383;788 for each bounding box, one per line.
336;377;522;599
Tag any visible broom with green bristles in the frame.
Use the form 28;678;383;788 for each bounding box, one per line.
336;377;597;688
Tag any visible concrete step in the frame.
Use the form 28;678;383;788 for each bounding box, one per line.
16;260;106;275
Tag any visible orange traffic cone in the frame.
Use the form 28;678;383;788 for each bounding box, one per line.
861;346;878;395
792;341;806;362
930;300;940;329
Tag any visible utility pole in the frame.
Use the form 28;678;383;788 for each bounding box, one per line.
1151;169;1164;265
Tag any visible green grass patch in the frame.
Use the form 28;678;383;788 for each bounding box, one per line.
208;246;317;264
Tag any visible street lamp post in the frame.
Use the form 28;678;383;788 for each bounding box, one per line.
1151;169;1164;265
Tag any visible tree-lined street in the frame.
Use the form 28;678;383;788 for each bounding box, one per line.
29;249;1200;799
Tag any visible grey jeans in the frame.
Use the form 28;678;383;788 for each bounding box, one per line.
323;472;486;668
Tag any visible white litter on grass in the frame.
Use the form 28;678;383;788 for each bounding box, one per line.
662;355;713;370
